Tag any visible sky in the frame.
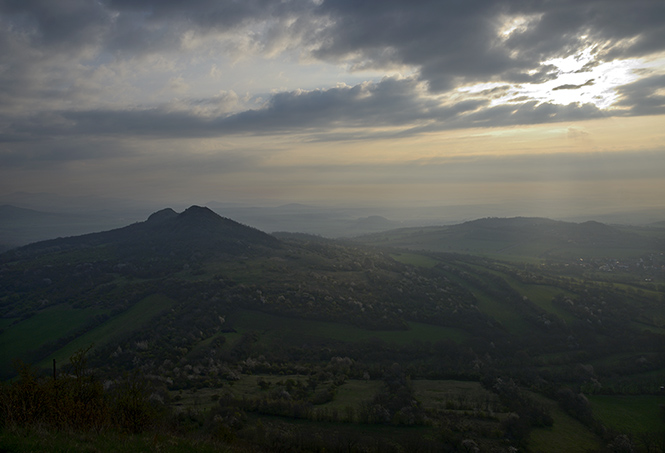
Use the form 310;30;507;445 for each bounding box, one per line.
1;0;664;219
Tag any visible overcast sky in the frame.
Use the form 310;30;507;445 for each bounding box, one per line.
1;0;664;217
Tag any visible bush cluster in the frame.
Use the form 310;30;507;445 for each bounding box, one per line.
0;348;158;434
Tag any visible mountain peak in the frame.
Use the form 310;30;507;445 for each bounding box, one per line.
147;208;178;223
178;205;221;221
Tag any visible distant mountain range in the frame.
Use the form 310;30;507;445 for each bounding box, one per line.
356;216;664;260
3;199;665;259
0;205;139;252
2;191;664;250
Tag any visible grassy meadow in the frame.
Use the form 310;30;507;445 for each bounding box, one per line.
224;308;470;346
33;294;175;371
528;393;602;453
589;395;665;434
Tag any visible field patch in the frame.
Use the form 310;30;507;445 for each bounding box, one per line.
0;304;108;376
171;376;384;414
490;270;577;323
413;380;499;412
226;309;469;346
37;294;175;370
390;252;439;268
528;393;601;453
466;288;530;335
322;379;384;410
589;395;665;435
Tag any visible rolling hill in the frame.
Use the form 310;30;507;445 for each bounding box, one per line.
355;216;664;261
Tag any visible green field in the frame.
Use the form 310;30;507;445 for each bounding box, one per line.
323;379;385;411
433;266;531;335
0;305;108;376
465;286;531;335
390;252;439;268
173;377;504;419
589;395;665;434
486;268;578;323
528;393;602;453
172;376;385;413
226;309;470;346
412;379;499;411
35;294;175;370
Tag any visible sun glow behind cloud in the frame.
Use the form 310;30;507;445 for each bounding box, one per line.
497;13;543;41
459;48;665;111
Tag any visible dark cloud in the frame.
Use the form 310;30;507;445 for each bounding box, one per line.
1;77;613;146
2;78;433;139
314;0;665;90
0;0;111;50
400;100;606;136
0;0;663;149
314;0;515;90
100;0;318;55
553;79;595;91
220;77;448;132
615;74;665;116
4;0;663;80
4;76;508;141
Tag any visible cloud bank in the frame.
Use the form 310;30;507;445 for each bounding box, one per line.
0;0;663;213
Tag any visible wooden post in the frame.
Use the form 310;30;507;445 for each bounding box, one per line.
53;358;56;381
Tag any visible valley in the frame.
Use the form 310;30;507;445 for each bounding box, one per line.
1;207;664;452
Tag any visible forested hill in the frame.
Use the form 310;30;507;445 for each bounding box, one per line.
355;216;664;259
2;205;280;261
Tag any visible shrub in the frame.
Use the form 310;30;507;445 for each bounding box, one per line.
0;347;157;434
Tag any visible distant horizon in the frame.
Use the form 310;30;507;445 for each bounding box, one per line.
2;190;664;227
